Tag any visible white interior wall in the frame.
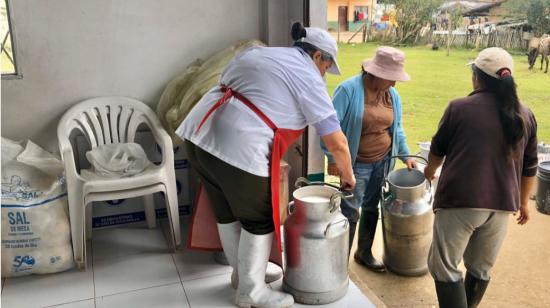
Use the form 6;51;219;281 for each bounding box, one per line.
1;0;302;152
306;0;329;179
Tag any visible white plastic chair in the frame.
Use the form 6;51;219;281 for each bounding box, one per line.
57;96;181;270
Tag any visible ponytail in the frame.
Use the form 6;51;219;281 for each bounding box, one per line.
472;65;526;159
290;22;333;62
291;22;307;41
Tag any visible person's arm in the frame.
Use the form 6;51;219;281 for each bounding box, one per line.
313;115;342;177
391;89;416;170
424;102;454;180
424;152;444;181
517;110;538;225
321;130;356;190
517;176;536;225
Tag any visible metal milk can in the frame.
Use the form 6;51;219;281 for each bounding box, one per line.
536;161;550;215
381;155;434;276
283;178;352;305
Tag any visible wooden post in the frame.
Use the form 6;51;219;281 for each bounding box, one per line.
447;14;451;56
362;18;367;43
337;22;340;43
347;23;365;44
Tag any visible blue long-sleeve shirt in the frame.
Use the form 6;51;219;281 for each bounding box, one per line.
322;74;410;170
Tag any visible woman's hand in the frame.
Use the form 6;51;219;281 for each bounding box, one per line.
405;158;417;171
340;173;356;191
518;176;535;225
327;162;355;190
327;163;340;176
516;203;530;225
321;130;355;190
424;165;437;181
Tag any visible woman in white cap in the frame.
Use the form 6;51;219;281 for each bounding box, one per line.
176;22;355;308
424;47;538;308
323;46;416;272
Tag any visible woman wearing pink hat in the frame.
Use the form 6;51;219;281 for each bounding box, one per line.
323;46;416;272
424;47;538;308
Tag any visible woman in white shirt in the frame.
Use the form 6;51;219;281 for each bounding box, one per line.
176;23;355;308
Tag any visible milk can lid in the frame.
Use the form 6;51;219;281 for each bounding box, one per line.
539;161;550;175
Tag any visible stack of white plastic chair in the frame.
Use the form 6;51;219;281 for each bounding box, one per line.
57;96;181;270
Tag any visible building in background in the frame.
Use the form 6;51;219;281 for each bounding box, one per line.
438;0;509;29
327;0;375;32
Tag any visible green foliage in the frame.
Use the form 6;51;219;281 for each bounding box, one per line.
381;0;444;44
528;0;550;35
449;9;463;29
504;0;550;36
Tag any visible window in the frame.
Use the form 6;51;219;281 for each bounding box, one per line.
1;0;18;76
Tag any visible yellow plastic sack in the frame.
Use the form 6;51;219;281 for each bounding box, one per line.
157;40;266;145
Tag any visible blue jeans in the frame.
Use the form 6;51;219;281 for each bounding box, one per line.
341;154;390;224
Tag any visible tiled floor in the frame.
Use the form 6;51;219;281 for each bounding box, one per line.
1;217;375;308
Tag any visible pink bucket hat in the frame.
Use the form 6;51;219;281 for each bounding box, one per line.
362;46;410;82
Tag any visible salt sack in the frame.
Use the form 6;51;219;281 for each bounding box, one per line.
1;138;74;277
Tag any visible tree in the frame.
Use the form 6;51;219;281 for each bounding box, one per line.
381;0;444;44
504;0;550;36
446;9;463;56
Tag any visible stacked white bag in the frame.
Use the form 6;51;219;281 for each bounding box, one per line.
1;138;74;277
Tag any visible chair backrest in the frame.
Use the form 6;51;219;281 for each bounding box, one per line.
57;97;160;153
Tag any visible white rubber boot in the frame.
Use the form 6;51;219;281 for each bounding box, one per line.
235;229;294;308
218;223;283;289
217;222;241;270
231;262;283;289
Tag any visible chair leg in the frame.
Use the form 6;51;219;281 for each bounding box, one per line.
164;182;181;251
143;194;157;229
86;203;93;240
81;202;93;271
68;193;85;271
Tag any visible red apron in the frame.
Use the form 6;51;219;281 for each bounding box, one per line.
187;85;304;267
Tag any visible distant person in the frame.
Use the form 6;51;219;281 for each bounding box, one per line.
424;47;538;308
323;46;415;272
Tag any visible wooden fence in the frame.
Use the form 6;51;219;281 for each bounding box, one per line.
428;28;528;50
363;27;530;50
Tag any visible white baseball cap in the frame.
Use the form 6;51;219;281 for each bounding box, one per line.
468;47;514;79
300;27;341;75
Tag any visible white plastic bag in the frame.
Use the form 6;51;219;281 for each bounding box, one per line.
1;138;74;277
85;143;151;177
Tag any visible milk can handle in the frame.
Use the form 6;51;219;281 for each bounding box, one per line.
324;218;349;236
384;154;428;178
392;155;433;203
383;154;433;204
295;177;340;190
426;189;434;204
294;177;354;197
329;192;343;213
295;177;353;213
383;154;430;182
287;201;295;215
389;154;428;166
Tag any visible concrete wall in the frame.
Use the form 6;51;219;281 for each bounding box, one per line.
1;0;304;152
310;0;328;30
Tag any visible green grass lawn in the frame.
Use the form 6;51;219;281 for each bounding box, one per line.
326;43;550;155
